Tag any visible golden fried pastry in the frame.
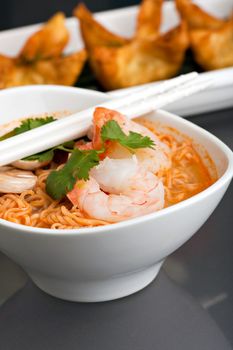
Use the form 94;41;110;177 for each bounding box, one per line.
176;0;233;70
74;1;189;90
76;4;129;49
1;51;87;87
0;55;14;89
0;13;87;89
135;0;163;39
19;13;69;62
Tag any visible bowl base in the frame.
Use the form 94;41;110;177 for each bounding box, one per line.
28;261;164;302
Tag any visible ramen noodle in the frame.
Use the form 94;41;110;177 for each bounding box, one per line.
0;108;216;229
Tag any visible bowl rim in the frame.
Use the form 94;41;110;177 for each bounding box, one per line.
0;87;232;237
0;84;108;99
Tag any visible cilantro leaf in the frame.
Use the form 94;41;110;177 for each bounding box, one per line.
101;120;126;142
45;120;155;200
23;149;55;162
23;141;75;163
14;120;31;135
0;115;74;162
0;130;15;141
101;120;154;150
56;141;75;153
61;141;75;149
46;149;100;200
0;117;55;141
121;131;155;149
14;117;55;135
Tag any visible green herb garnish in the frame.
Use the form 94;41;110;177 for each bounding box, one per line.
1;115;156;200
101;120;155;150
46;149;100;200
23;149;55;162
15;117;55;133
46;120;155;200
23;141;75;162
0;117;75;162
0;117;55;141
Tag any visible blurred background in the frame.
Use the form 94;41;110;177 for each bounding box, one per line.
0;0;139;30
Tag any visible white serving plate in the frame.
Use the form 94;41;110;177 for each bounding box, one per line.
0;0;233;116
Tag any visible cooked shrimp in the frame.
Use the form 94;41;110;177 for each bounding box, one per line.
0;166;37;193
92;107;171;173
67;156;164;222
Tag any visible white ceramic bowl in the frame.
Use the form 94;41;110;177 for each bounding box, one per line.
0;86;232;302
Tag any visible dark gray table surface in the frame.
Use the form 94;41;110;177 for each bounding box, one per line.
0;272;232;350
0;107;233;349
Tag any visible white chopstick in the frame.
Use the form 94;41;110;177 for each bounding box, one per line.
0;72;213;166
120;75;213;117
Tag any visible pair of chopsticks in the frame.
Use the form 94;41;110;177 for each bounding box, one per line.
0;72;213;166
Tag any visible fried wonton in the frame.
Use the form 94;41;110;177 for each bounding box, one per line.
0;13;87;89
176;0;233;70
74;1;189;90
135;0;163;40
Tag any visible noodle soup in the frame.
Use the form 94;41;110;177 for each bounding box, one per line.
0;107;216;229
0;87;232;302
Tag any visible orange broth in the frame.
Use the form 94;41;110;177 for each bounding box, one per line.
137;118;216;207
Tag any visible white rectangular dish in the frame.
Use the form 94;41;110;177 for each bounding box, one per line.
0;0;232;117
